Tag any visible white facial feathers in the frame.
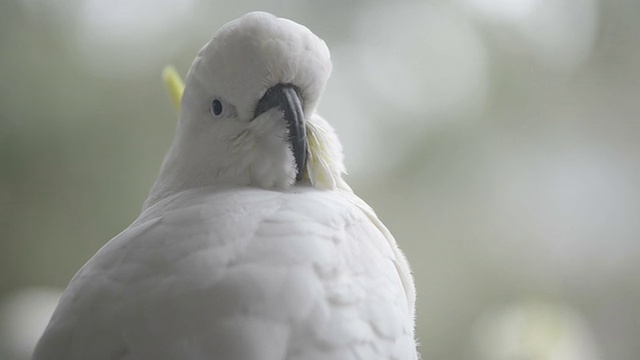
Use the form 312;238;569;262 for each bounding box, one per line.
145;12;343;209
186;12;332;120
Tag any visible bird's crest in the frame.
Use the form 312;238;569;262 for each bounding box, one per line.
162;65;185;110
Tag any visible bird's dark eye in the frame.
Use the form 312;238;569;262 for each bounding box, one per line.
211;99;223;116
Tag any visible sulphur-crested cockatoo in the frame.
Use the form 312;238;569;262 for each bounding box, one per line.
33;11;417;360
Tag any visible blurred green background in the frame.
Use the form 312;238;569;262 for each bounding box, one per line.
1;0;639;359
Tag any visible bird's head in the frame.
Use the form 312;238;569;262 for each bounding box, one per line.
146;12;346;208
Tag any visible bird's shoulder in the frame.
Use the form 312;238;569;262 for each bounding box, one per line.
35;186;415;359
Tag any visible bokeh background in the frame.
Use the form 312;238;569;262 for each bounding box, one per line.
1;0;639;359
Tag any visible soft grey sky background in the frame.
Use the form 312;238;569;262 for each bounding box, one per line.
1;0;639;359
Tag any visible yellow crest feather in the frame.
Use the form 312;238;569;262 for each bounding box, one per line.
162;65;185;111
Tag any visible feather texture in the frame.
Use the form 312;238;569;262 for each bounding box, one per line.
34;187;416;360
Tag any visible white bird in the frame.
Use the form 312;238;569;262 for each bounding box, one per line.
33;11;417;360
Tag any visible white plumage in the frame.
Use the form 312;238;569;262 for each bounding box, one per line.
34;12;417;360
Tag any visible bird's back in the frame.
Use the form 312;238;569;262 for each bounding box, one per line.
33;186;416;360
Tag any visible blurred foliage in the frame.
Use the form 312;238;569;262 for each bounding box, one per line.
1;0;640;359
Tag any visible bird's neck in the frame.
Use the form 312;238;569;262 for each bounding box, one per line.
143;114;349;210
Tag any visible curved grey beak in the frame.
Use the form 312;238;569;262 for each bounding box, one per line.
254;84;307;181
